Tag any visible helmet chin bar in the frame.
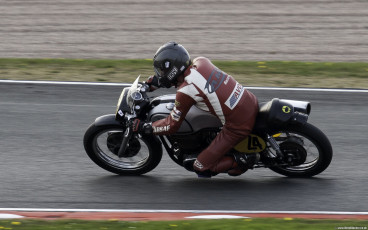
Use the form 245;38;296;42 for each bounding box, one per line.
159;76;173;88
172;79;179;88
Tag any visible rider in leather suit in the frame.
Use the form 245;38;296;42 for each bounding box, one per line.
133;41;259;177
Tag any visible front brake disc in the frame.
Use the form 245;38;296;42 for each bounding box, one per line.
107;133;141;157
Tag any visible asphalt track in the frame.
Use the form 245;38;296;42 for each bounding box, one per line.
0;82;367;213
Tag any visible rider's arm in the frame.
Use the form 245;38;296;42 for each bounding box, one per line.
151;91;196;135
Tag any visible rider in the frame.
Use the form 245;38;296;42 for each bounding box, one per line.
133;41;259;177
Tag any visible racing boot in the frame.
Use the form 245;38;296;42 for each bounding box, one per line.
228;153;260;176
183;155;217;178
182;154;197;172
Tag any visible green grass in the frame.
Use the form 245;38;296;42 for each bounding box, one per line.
0;58;367;89
1;218;368;230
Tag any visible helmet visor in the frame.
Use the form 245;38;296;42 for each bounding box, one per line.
154;67;165;78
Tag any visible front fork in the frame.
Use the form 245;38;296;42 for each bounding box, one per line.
117;126;133;157
117;113;137;158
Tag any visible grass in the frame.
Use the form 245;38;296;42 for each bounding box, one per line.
0;58;367;89
1;218;368;230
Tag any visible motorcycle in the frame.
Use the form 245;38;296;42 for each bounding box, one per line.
83;76;333;177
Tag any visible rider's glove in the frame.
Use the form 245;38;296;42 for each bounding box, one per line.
145;75;161;92
132;119;153;134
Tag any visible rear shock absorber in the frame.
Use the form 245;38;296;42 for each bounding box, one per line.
267;134;284;159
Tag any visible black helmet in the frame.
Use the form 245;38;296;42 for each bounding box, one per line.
153;42;191;88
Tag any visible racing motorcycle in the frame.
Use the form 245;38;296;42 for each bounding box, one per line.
83;76;333;177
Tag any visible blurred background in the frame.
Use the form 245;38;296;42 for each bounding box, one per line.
1;0;368;61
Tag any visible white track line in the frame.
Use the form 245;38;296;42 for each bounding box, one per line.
0;80;130;86
0;214;24;219
186;215;249;219
0;80;367;93
246;86;368;93
0;208;367;215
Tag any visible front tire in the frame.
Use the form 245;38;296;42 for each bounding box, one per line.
269;123;333;177
83;123;162;175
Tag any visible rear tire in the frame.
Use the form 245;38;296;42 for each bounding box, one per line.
83;123;162;175
269;123;333;177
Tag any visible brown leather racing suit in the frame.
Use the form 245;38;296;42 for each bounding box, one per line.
152;57;259;175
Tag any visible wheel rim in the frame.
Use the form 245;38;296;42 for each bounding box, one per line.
271;131;321;172
92;128;150;170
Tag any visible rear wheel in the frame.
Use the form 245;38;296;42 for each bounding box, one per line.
83;123;162;175
268;123;333;177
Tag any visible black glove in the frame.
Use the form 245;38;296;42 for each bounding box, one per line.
132;119;153;134
145;75;161;92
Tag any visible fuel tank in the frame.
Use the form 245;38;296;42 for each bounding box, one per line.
147;94;223;134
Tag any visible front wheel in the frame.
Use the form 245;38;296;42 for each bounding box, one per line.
268;123;333;177
83;123;162;175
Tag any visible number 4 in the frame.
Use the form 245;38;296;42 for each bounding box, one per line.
247;136;263;150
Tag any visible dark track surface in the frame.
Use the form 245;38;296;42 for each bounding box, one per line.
1;82;367;211
1;0;368;61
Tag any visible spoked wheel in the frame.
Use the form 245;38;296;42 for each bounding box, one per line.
106;131;141;158
268;123;333;177
83;124;162;175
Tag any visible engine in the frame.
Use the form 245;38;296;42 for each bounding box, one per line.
168;128;219;155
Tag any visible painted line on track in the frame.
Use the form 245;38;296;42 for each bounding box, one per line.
0;209;368;220
1;79;368;93
0;214;24;219
1;208;368;215
0;79;131;87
